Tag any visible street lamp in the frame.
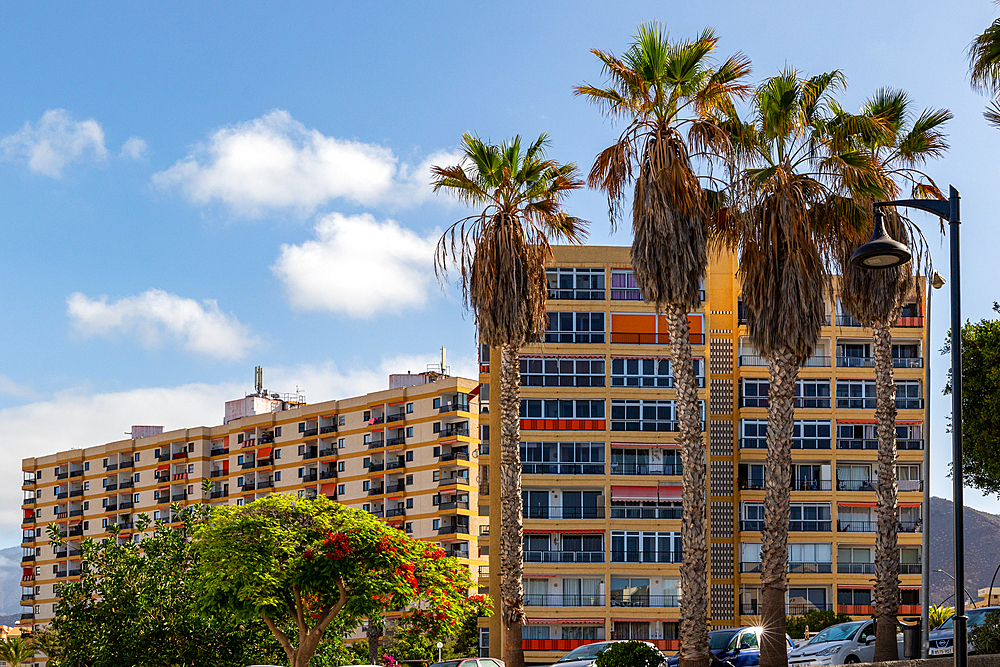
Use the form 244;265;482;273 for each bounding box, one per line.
934;569;978;610
437;641;444;662
852;186;964;667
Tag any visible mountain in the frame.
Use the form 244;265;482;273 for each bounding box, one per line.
929;496;1000;607
0;546;24;615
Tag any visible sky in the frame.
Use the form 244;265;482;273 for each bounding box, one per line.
0;1;998;546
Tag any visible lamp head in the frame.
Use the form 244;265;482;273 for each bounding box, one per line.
850;208;912;270
931;270;946;289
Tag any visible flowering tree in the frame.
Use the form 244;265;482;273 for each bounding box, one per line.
194;494;488;667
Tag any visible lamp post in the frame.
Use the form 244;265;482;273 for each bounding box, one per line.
934;569;978;610
437;641;444;662
851;186;963;667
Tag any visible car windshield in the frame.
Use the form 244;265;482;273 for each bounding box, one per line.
939;609;1000;631
557;644;607;662
808;622;866;645
430;662;463;667
710;631;738;651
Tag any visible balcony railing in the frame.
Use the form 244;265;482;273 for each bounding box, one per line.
171;452;187;460
740;355;831;367
257;479;274;489
610;463;682;476
611;550;683;564
525;594;607;607
478;565;489;578
792;480;832;491
300;450;318;460
171;493;187;502
386;460;405;470
740;603;834;615
438;501;470;511
439;402;471;414
438;476;471;486
838;603;922;615
241;482;256;491
303;427;318;437
210;448;229;457
893;358;923;368
119;480;134;489
386;413;406;423
522;463;606;475
610;332;705;345
837;356;876;368
241;461;256;469
385;436;406;447
320;470;337;479
385;508;406;518
368;462;385;473
523;507;605;519
437;525;471;535
900;563;922;574
439;451;470;462
610;506;682;519
301;473;318;483
838;520;876;533
209;470;226;478
368;440;386;450
210;490;229;499
320;424;338;434
105;504;118;513
319;448;336;458
368;487;386;496
524;550;605;563
440;425;470;439
838;562;875;574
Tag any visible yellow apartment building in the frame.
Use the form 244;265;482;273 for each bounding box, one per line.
20;372;484;634
481;245;927;664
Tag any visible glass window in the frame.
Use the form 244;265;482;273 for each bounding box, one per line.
836;380;876;409
520;356;606;388
546;267;606;300
611;399;703;432
612;356;705;388
544;312;605;343
793;420;831;449
741;420;768;448
610;269;642;300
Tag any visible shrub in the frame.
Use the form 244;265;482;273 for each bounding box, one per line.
785;610;854;639
971;612;1000;655
594;641;664;667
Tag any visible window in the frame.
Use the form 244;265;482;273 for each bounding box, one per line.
238;433;245;444
788;543;832;570
363;410;371;421
103;458;108;468
338;461;345;472
135;452;140;461
406;402;414;414
187;463;194;474
612;356;705;388
836;380;875;409
405;522;413;534
102;518;108;528
433;398;441;409
433;471;440;482
338;438;345;449
274;449;281;459
610;269;642;300
546;267;605;300
611;399;684;432
406;427;414;438
797;379;832;408
522;442;605;474
837;342;872;365
275;426;282;437
406;498;413;509
610;577;651;606
83;482;89;491
363;503;370;512
363;481;370;491
133;493;140;503
520;399;606;420
406;450;413;461
236;498;244;506
521;356;606;387
896;380;922;409
83;501;89;510
433;423;441;433
338;416;345;426
738;463;765;490
405;474;413;485
611;530;681;563
789;588;828;613
545;311;605;343
336;484;345;495
793;420;831;449
238;455;244;465
742;503;765;530
84;462;90;471
433;446;441;457
187;442;194;453
610;447;679;476
524;626;551;641
433;519;441;530
83;521;88;530
363;457;371;468
275;471;281;482
790;504;832;531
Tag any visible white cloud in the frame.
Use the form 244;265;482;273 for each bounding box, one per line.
0;351;475;545
66;289;260;360
0;375;35;399
1;109;107;177
151;110;455;216
120;136;148;160
271;212;439;317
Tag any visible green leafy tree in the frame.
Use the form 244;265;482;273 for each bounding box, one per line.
431;133;585;667
785;610;853;639
46;507;279;667
594;640;665;667
194;494;489;667
575;24;750;667
0;636;38;667
970;611;1000;655
944;304;1000;495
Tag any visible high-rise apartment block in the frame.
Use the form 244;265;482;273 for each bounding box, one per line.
20;245;928;667
20;373;484;631
480;246;927;663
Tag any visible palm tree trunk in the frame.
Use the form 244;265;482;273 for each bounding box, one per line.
761;348;796;667
499;342;525;667
872;322;900;661
666;304;709;667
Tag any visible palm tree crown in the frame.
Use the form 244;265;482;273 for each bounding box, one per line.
0;636;37;667
969;13;1000;128
432;133;586;346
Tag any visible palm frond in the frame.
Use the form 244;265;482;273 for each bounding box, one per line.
969;16;1000;93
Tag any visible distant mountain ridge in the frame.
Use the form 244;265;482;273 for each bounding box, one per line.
929;496;1000;607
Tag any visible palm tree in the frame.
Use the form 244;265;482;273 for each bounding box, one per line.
432;134;586;667
833;89;950;662
574;23;750;667
0;635;38;667
718;69;878;667
969;11;1000;128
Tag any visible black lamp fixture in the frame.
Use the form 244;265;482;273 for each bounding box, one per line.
850;207;912;269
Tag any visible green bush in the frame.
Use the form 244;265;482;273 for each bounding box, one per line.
785;610;854;639
594;641;664;667
971;612;1000;655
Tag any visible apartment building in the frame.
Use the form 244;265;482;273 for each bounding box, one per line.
20;372;483;632
480;246;928;664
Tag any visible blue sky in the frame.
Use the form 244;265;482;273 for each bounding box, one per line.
1;1;998;545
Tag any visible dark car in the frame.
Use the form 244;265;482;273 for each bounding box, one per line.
666;629;742;667
713;626;795;667
928;606;1000;656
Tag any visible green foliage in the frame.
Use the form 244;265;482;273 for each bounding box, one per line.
0;636;38;667
194;494;489;666
930;605;956;631
944;304;1000;496
384;626;437;662
971;611;1000;655
785;610;854;639
594;640;664;667
45;507;280;667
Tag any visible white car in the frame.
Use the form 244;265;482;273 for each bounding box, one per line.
787;620;902;665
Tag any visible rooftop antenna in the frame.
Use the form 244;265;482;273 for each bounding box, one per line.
441;347;447;374
255;366;263;395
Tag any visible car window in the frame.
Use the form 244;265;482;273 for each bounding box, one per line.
710;630;739;652
740;631;759;649
557;644;607;661
808;621;866;644
858;622;875;643
480;660;503;667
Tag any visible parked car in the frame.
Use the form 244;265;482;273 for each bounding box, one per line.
928;605;1000;656
788;620;885;665
430;660;506;667
667;627;794;667
546;640;664;667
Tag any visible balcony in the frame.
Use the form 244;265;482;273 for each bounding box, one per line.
386;413;406;424
210;490;228;499
901;563;922;574
739;603;835;616
320;470;337;480
440;425;470;439
368;462;385;473
257;458;274;467
119;480;134;489
22;477;35;487
119;460;134;469
438;476;471;487
792;480;832;491
837;356;876;368
172;452;187;460
385;507;406;518
105;504;118;513
367;440;386;450
438;501;470;511
893;358;923;368
610;463;682;476
524;550;606;563
838;562;875;574
105;483;119;491
610;332;705;345
241;482;256;491
301;427;318;437
209;470;226;478
439;402;471;414
610;506;682;519
156;453;171;462
385;436;406;447
20;613;34;621
21;516;35;524
69;509;84;518
368;509;385;518
839;603;921;615
838;520;876;533
57;472;69;480
210;447;229;457
68;526;83;537
319;424;338;434
300;450;318;460
897;398;924;409
57;492;68;500
21;554;35;562
524;507;605;519
368;486;386;496
107;462;120;470
611;550;682;564
525;594;608;607
523;463;606;475
386;459;405;471
241;460;257;470
739;354;831;368
257;479;274;489
69;469;84;478
119;501;134;510
319;448;336;458
171;493;188;502
437;525;471;535
439;451;470;462
20;594;34;601
301;473;318;483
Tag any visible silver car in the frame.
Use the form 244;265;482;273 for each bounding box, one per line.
788;620;900;665
546;640;663;667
